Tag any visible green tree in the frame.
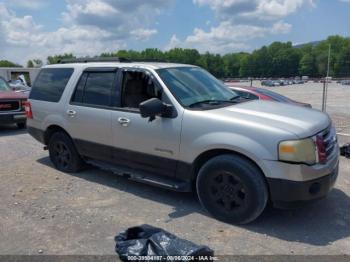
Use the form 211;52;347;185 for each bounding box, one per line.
239;55;255;77
166;48;201;65
47;53;75;64
140;48;165;60
197;52;225;78
270;47;301;77
334;44;350;77
33;59;43;67
41;35;350;78
299;53;315;76
314;51;329;77
311;36;350;77
222;52;248;78
27;60;34;68
252;46;272;77
0;60;22;67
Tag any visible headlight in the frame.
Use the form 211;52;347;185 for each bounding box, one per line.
278;138;316;165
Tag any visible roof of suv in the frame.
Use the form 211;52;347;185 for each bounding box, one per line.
45;62;195;70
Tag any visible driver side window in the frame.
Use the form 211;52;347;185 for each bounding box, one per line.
121;70;162;109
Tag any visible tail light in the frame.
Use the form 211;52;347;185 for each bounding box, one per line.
315;135;327;164
20;99;27;110
24;101;33;119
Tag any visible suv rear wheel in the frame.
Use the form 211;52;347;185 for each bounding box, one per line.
48;132;84;173
196;154;268;224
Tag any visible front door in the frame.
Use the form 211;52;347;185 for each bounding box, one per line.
111;68;182;177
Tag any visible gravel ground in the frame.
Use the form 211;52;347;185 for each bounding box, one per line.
0;83;349;255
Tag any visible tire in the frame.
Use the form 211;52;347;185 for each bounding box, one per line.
196;154;268;224
48;132;84;173
17;122;26;129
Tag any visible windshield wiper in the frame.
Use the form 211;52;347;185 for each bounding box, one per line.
188;100;215;108
188;99;239;108
230;95;241;101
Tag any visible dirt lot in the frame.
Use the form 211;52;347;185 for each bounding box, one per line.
0;82;350;255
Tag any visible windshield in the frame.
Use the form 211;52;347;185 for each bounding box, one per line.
157;67;238;108
0;78;10;91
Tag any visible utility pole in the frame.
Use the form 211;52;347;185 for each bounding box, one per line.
322;44;331;112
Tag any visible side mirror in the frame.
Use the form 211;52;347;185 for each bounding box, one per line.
139;98;173;121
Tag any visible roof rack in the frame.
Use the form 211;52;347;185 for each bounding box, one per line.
58;57;131;64
131;58;168;63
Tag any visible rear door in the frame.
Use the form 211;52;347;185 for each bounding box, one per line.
65;67;118;162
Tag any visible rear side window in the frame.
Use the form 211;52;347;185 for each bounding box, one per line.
71;71;116;107
30;68;74;102
71;73;87;103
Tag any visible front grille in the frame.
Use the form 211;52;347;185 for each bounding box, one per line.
321;126;337;158
0;100;20;112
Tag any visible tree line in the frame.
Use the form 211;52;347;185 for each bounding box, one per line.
1;35;350;78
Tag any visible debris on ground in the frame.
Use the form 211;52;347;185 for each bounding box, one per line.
115;224;214;261
340;143;350;158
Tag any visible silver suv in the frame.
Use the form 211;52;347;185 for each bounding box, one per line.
26;59;339;224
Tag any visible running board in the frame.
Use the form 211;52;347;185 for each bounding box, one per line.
86;159;191;192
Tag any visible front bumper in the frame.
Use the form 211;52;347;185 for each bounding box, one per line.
267;163;339;208
0;112;26;124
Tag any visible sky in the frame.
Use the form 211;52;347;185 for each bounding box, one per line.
0;0;349;65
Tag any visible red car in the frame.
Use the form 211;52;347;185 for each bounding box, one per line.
0;76;28;128
229;85;312;108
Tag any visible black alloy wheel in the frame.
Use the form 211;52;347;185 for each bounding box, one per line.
196;154;268;224
209;171;247;212
52;141;72;170
48;132;85;173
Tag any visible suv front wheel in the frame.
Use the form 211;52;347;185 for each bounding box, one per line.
48;132;84;173
196;154;268;224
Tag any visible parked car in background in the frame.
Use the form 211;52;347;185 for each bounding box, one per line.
302;76;309;82
228;86;312;108
341;80;350;85
293;79;304;84
319;78;332;84
261;80;276;86
261;78;308;86
0;76;27;128
261;79;291;86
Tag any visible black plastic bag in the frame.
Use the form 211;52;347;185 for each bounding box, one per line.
340;143;350;158
115;224;214;261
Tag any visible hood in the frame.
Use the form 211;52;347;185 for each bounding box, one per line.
211;100;330;138
0;90;28;100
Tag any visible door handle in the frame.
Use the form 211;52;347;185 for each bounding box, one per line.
67;109;76;117
118;117;130;127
